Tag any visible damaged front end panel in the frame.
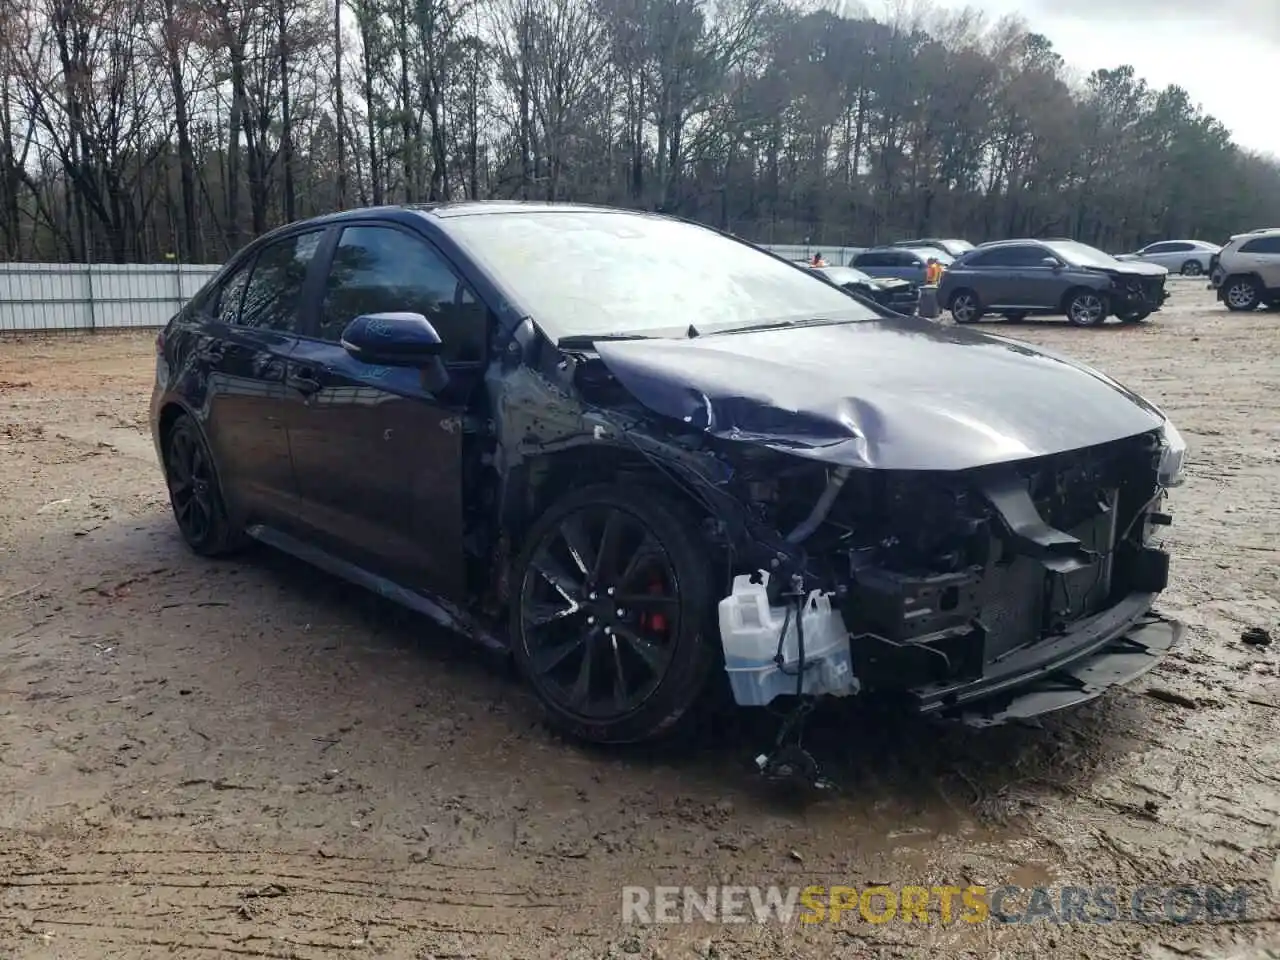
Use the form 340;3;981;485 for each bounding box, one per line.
712;431;1180;726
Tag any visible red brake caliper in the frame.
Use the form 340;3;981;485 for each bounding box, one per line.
639;578;668;635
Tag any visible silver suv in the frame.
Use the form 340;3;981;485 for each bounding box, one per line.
1212;229;1280;311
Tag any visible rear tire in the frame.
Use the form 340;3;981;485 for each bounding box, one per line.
949;289;982;324
163;414;247;556
510;484;717;745
1180;260;1203;276
1223;277;1262;312
1065;289;1109;326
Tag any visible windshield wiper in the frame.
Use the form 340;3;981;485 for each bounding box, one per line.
701;316;852;337
556;332;656;349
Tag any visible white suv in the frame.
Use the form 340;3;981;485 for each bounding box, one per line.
1212;229;1280;311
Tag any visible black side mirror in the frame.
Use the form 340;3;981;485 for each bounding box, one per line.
340;312;443;366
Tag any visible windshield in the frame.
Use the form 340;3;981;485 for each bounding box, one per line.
442;210;877;340
1042;240;1123;269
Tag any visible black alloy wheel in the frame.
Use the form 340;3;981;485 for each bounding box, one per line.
511;485;715;744
1180;260;1203;276
164;414;244;556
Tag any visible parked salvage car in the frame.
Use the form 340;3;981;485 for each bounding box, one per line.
811;264;920;314
1114;240;1220;276
1210;229;1280;311
151;203;1185;748
850;246;954;284
939;239;1169;326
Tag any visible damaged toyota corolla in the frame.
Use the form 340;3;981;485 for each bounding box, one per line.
151;202;1186;764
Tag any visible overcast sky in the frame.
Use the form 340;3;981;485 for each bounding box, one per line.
924;0;1279;158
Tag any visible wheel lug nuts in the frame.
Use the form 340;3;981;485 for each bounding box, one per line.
587;616;595;624
589;592;597;601
607;587;615;596
604;626;613;636
616;609;625;618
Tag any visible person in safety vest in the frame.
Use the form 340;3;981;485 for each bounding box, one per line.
925;257;944;286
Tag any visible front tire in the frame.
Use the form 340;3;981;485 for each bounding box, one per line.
163;414;246;556
1065;289;1109;326
510;484;717;745
1223;277;1262;312
949;289;982;324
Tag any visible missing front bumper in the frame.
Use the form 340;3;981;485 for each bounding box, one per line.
947;611;1182;727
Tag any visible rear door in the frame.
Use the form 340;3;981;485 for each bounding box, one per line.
956;246;1017;306
199;230;323;522
284;221;490;599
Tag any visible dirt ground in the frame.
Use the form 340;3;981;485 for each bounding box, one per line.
1;283;1278;959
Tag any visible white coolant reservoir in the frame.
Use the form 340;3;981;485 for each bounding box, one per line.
716;570;858;707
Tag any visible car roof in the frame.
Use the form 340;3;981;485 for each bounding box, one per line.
972;238;1049;249
249;201;682;239
1230;227;1280;240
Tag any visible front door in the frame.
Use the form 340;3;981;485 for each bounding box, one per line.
285;222;490;600
1004;244;1064;308
199;230;323;522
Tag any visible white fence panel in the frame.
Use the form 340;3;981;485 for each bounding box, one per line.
0;262;223;334
758;244;867;265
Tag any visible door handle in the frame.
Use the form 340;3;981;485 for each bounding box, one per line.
287;367;322;396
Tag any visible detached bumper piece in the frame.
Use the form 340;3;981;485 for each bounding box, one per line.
876;285;922;315
950;612;1183;727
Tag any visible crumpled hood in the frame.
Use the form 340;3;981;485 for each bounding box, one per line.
1101;260;1168;276
593;317;1165;471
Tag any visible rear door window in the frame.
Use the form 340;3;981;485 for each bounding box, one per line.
237;231;323;332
